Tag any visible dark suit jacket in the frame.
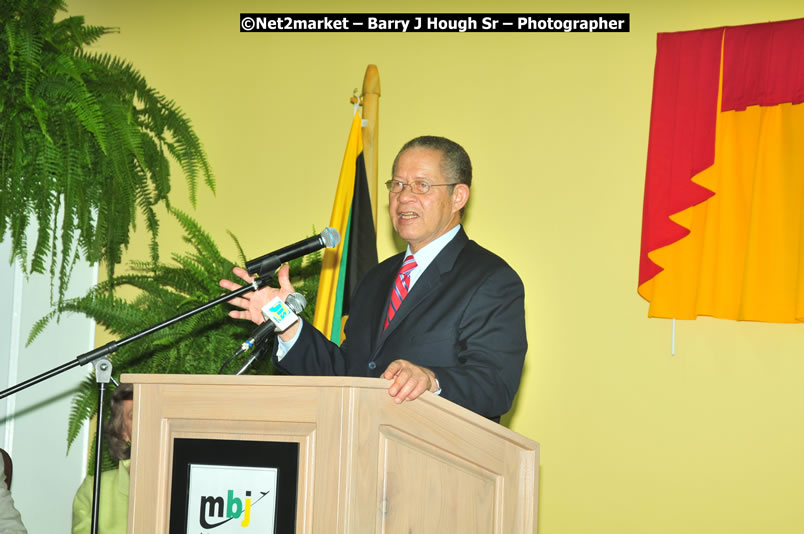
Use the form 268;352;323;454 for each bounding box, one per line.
274;227;527;420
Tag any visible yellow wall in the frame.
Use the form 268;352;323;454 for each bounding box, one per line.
66;0;804;532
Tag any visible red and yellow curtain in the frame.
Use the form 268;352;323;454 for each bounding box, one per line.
639;18;804;322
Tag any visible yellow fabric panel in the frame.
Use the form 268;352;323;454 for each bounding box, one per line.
644;98;804;322
312;111;363;336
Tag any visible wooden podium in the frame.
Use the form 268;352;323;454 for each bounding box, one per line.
123;374;539;533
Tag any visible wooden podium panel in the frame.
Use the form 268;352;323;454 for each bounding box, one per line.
123;374;538;533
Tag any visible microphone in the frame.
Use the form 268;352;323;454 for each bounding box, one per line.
218;293;307;374
246;227;340;277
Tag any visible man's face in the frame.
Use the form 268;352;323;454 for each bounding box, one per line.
389;147;469;253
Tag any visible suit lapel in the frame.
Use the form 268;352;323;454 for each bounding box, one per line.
373;228;469;352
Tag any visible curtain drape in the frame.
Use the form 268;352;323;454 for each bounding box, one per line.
639;18;804;322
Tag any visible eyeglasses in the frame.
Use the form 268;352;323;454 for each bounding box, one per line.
385;180;456;194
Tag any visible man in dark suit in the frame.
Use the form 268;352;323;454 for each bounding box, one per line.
221;136;527;420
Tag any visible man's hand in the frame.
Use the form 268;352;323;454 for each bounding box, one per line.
219;264;301;340
382;359;438;403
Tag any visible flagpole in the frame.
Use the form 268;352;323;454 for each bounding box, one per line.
360;64;381;227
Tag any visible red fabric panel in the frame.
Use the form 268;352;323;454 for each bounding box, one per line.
639;28;722;287
722;18;804;111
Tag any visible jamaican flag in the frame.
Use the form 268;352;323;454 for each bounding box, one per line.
313;111;378;342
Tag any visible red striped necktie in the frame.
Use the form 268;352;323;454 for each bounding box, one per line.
384;255;417;330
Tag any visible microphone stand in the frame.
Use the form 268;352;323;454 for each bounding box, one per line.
235;345;268;375
90;357;114;533
0;276;273;534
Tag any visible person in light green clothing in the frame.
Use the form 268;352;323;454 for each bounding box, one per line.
72;384;133;534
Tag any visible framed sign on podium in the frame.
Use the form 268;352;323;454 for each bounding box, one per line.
169;437;298;532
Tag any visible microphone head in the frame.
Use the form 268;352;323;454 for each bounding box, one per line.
319;227;340;249
285;292;307;314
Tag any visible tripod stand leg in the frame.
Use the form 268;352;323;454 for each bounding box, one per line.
90;357;113;534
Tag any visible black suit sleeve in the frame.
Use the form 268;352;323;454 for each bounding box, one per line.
272;319;349;376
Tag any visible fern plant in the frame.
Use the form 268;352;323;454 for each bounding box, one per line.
27;208;321;469
0;0;214;303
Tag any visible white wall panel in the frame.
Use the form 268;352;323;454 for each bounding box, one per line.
0;234;96;532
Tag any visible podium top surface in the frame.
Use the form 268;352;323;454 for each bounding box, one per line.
121;373;389;389
121;373;539;449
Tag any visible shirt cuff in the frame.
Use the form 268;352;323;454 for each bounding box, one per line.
276;319;303;361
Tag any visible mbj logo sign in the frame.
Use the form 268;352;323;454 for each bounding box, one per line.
186;464;278;533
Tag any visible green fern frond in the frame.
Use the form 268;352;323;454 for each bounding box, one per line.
227;230;248;266
171;207;220;259
0;0;213;303
67;374;99;450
